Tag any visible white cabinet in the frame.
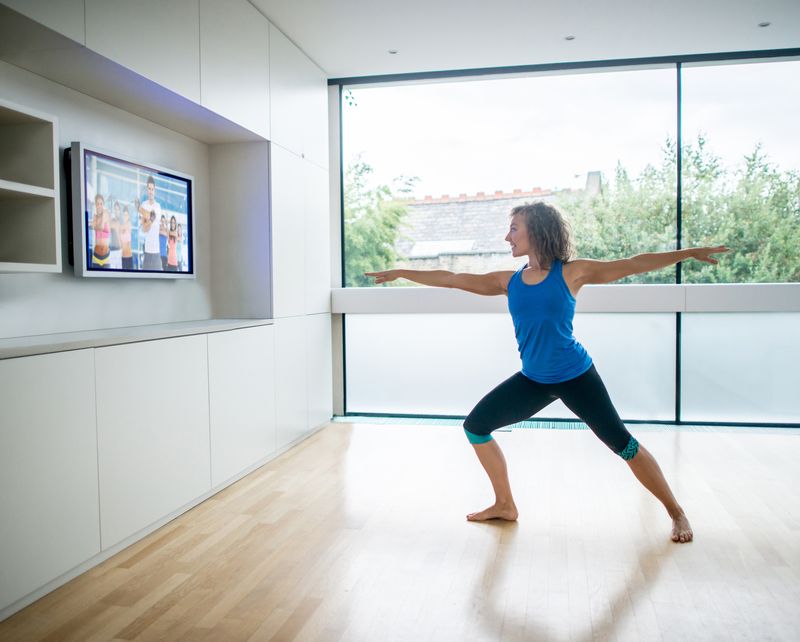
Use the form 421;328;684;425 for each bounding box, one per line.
94;335;211;549
199;0;270;139
208;326;276;487
307;314;333;430
0;98;60;273
274;316;308;449
85;0;201;103
269;24;305;158
270;143;305;319
209;141;271;319
271;145;331;318
0;0;85;44
304;161;331;314
0;350;100;611
269;24;328;167
302;55;329;170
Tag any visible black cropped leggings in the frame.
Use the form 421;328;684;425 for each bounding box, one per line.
463;365;639;460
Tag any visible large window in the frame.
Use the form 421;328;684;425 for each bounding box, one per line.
681;60;800;283
342;57;800;287
342;67;677;286
338;54;800;425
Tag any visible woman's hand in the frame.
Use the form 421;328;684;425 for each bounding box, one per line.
365;270;401;284
690;246;730;264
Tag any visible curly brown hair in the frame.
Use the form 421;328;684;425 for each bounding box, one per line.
509;201;574;268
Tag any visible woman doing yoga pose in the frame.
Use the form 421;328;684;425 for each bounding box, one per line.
367;201;728;543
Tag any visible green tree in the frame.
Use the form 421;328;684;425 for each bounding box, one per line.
343;158;416;286
557;135;800;283
683;140;800;283
557;140;678;283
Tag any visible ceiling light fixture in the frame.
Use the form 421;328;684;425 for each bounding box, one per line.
388;49;398;54
564;35;576;41
758;21;771;28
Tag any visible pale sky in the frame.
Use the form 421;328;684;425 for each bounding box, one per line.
342;60;799;199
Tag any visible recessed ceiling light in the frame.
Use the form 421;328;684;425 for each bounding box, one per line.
388;49;398;54
564;35;576;41
758;21;771;28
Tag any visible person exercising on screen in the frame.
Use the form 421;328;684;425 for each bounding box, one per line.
137;175;163;271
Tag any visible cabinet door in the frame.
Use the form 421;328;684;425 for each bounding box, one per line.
1;0;85;44
304;160;331;314
95;335;210;549
85;0;201;102
208;325;276;487
302;56;329;170
274;316;308;449
270;144;305;319
199;0;269;138
307;313;333;431
269;23;305;157
0;350;100;611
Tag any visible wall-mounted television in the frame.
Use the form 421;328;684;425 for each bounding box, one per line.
68;142;195;279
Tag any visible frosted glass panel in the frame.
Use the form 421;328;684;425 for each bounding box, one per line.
682;313;800;423
346;313;675;420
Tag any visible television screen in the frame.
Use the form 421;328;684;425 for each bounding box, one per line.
69;142;195;278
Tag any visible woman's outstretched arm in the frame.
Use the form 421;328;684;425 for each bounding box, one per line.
365;269;513;296
569;246;729;287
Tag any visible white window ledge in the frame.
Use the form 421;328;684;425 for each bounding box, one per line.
332;284;800;314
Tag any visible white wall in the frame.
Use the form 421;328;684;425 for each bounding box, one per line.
0;60;212;338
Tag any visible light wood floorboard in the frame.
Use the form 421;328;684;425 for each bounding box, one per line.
1;422;799;641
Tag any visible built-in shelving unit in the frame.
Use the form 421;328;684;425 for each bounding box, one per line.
0;98;60;272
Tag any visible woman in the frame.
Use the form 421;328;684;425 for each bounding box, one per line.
366;201;728;543
176;223;184;271
109;200;122;269
159;214;169;271
120;207;133;270
166;216;178;271
90;194;111;269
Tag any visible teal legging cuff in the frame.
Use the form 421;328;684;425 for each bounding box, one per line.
464;428;494;445
616;436;640;460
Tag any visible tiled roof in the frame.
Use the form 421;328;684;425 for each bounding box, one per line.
396;190;559;256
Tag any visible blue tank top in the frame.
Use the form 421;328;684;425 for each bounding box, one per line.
507;260;592;383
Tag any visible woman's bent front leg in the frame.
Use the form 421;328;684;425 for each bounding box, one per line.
463;372;555;522
467;439;519;521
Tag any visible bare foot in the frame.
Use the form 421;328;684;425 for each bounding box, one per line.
466;502;518;522
671;512;693;543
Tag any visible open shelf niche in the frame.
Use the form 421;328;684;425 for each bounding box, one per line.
0;98;60;272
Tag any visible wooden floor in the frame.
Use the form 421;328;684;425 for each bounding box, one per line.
1;422;799;641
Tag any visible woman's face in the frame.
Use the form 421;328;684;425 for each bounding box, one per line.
505;214;530;257
94;197;104;215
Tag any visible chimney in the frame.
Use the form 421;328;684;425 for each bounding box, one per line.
585;171;601;197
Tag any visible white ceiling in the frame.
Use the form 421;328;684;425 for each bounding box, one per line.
249;0;800;79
